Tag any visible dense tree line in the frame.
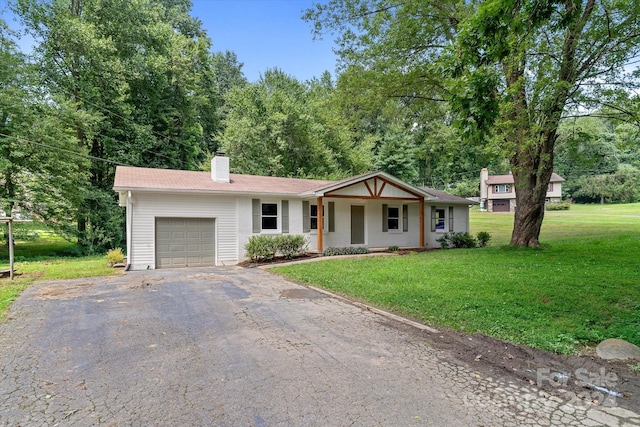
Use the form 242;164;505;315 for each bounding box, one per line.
1;0;639;251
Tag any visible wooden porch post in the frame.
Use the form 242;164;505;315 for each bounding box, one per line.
419;198;425;247
317;196;323;253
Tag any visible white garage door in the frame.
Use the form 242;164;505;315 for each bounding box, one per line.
155;218;215;268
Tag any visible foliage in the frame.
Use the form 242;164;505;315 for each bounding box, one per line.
14;0;246;252
0;19;89;234
244;235;278;261
555;117;620;180
374;125;419;183
105;247;124;267
546;202;571;211
569;166;640;204
476;231;491;247
388;245;399;252
219;69;371;179
629;362;640;373
322;246;369;256
244;234;308;261
555;117;640;204
447;180;479;198
306;0;640;247
437;232;477;249
275;235;308;259
274;204;640;353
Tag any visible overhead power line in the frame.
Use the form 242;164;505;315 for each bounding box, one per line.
0;132;126;165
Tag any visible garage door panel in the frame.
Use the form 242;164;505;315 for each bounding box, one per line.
156;218;215;268
493;200;510;212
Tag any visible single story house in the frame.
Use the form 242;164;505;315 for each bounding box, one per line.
113;155;475;270
479;168;565;212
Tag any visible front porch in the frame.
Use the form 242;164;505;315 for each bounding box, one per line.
303;173;432;253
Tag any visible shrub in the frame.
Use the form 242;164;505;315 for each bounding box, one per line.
323;246;369;256
388;245;399;252
546;201;571;211
437;232;477;249
245;234;308;261
276;235;308;259
105;247;125;266
476;231;492;247
244;235;278;261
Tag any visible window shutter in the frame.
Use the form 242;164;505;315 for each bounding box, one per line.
252;199;261;233
382;204;388;232
328;202;335;232
449;206;454;232
282;200;289;233
402;204;408;232
302;201;310;232
430;206;436;232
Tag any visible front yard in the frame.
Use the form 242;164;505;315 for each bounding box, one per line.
273;203;640;354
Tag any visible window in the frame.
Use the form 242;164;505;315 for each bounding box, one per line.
435;208;445;231
494;184;511;193
387;206;400;230
548;183;554;192
310;204;324;230
303;201;333;233
261;203;278;230
310;204;318;230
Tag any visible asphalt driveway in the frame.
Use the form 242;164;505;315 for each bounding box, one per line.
0;267;637;426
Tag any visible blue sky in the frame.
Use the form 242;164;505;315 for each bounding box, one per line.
1;0;337;83
193;0;337;82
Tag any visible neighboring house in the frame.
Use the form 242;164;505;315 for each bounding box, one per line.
112;154;476;270
479;168;565;213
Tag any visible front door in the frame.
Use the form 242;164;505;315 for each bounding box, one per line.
351;205;365;244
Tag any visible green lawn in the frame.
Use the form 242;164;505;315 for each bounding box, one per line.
274;203;640;354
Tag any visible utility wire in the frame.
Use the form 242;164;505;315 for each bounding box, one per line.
47;112;192;169
54;85;204;161
0;132;126;166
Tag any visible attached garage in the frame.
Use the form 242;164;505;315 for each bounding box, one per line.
155;218;215;268
492;200;511;212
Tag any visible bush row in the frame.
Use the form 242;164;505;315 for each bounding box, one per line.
437;231;492;249
322;246;370;256
546;201;571;211
244;235;308;261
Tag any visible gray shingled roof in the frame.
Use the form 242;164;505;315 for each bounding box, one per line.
114;165;475;204
421;187;478;204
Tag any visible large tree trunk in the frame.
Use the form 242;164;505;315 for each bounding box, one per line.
510;165;553;247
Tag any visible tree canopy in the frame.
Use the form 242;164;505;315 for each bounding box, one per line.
1;0;639;252
306;0;640;246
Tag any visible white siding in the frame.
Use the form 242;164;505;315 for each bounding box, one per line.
129;192;237;270
127;192;473;266
547;182;562;198
425;204;471;248
236;198;307;261
306;199;421;250
489;185;515;200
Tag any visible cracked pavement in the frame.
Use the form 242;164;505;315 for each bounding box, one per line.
0;267;638;426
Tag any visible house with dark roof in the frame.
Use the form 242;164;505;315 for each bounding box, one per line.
479;168;565;213
113;154;476;270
